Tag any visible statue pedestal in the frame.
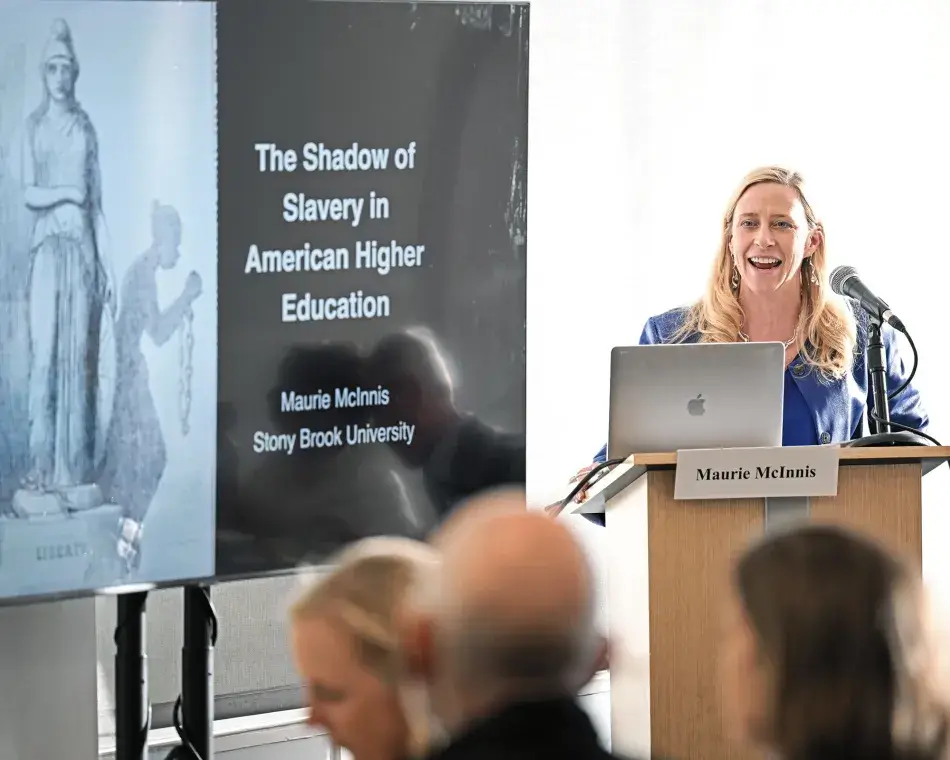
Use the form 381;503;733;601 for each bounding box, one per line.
0;489;122;598
12;483;105;517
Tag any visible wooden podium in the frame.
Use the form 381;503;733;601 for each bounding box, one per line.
562;446;950;760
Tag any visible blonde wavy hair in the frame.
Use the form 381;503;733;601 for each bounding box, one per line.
672;166;856;379
290;538;441;757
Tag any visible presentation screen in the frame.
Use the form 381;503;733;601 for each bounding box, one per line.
215;0;528;580
0;0;528;603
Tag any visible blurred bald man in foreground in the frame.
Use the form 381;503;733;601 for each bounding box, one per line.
404;488;635;760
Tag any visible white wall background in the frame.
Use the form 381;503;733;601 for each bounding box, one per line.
525;0;950;604
527;0;950;493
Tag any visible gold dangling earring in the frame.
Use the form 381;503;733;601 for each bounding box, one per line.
802;258;818;286
731;265;740;292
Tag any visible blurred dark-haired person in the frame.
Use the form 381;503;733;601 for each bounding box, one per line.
720;523;950;760
572;166;928;518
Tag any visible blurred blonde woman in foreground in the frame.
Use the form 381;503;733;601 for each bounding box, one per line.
290;538;441;760
721;523;950;760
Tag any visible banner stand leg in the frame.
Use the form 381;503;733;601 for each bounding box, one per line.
115;591;150;760
166;584;216;759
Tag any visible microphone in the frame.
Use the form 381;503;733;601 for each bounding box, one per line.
829;265;906;333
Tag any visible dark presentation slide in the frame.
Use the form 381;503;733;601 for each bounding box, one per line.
214;1;528;579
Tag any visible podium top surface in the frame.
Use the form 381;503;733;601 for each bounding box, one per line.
629;445;950;469
561;445;950;517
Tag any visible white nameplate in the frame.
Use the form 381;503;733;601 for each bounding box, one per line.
674;446;839;501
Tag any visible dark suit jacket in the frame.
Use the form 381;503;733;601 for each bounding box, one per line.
422;696;636;760
424;415;526;518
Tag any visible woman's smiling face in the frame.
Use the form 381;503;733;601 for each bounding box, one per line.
729;182;821;295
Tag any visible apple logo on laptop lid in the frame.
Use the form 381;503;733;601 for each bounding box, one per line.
687;394;705;417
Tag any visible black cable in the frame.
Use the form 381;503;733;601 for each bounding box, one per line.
165;588;219;760
847;414;950;478
864;412;941;447
887;326;918;401
549;457;625;517
165;699;199;760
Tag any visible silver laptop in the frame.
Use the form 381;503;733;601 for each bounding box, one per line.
607;342;785;458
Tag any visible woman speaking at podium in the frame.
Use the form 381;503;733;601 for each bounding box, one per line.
573;166;928;518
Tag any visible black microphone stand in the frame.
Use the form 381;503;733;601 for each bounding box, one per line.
849;316;929;448
867;316;890;434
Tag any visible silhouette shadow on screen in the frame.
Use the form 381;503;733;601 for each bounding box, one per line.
365;326;526;521
97;200;203;574
216;342;432;578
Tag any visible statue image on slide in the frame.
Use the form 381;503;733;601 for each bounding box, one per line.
0;16;205;595
98;200;202;572
17;19;115;503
